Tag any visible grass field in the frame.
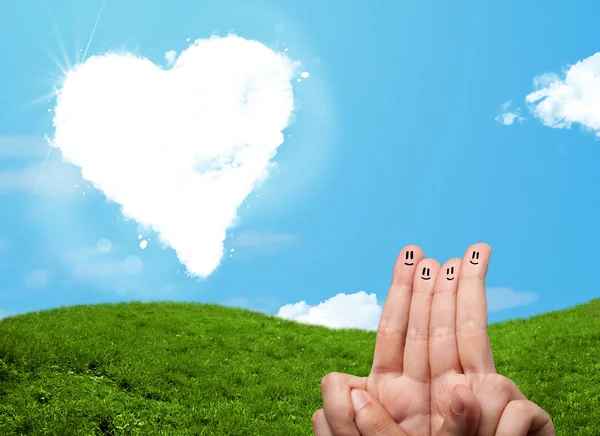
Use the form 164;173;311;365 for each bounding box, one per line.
0;298;598;435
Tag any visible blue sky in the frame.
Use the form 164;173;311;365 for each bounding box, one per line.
1;0;599;330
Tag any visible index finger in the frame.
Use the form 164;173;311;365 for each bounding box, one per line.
371;245;424;376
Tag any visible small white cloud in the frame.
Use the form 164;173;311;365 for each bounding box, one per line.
495;101;526;125
51;34;299;279
486;287;538;312
164;50;177;67
525;52;600;136
23;269;51;289
277;291;382;331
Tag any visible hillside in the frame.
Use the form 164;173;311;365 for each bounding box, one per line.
0;299;598;435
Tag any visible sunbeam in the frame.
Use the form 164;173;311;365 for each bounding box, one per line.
20;138;54;229
82;0;106;63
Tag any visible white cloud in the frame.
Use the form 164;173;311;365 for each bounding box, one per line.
51;34;298;279
277;291;383;331
486;287;538;312
525;52;600;136
23;269;51;289
164;50;177;67
495;100;525;125
277;287;538;331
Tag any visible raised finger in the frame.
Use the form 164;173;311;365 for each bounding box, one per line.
371;245;425;376
495;400;555;436
429;258;463;379
456;243;495;374
403;257;440;383
321;372;368;436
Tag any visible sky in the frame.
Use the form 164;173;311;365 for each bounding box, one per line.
1;0;599;331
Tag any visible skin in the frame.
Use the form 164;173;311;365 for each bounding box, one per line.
312;243;555;436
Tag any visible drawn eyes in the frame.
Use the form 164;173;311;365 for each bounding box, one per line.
446;266;455;280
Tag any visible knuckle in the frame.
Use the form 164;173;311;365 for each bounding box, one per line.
320;372;343;391
507;399;532;414
456;317;487;334
406;326;429;342
429;323;455;338
377;317;406;338
486;374;515;399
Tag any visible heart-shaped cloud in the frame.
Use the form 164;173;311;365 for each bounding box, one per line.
51;35;298;278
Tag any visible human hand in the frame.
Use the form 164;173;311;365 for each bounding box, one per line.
312;243;555;436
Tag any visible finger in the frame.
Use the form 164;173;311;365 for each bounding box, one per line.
475;373;526;436
313;409;334;436
321;372;368;436
371;245;425;376
429;258;463;379
435;384;481;436
351;389;408;436
403;257;440;383
496;400;555;436
456;243;495;374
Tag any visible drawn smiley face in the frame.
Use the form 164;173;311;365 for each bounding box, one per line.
470;251;480;265
404;250;415;266
446;266;455;281
421;266;431;280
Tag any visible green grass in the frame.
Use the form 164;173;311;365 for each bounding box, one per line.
0;299;598;436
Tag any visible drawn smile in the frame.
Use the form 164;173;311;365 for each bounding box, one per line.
404;250;415;266
421;266;431;280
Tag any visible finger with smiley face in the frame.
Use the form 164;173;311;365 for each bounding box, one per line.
401;257;440;383
371;245;425;376
456;242;495;374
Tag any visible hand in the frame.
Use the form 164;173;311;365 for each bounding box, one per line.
312;243;555;436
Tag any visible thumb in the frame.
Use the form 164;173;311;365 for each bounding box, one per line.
436;384;481;436
351;389;408;436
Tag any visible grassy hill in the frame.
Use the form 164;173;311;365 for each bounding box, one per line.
0;298;598;435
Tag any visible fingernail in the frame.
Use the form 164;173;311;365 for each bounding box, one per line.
451;388;465;415
351;389;370;412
